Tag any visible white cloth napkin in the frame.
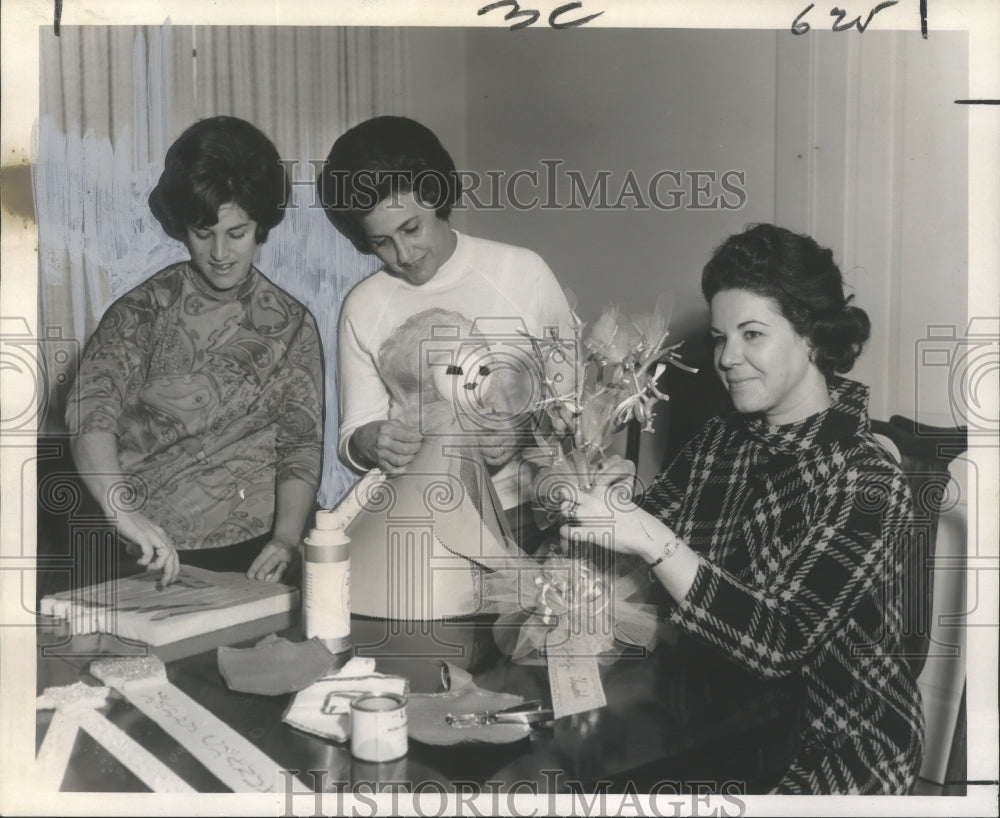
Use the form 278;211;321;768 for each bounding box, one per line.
281;657;409;742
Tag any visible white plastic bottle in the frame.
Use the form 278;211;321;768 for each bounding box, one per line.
302;509;351;653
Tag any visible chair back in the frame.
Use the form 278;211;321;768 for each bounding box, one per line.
869;415;967;680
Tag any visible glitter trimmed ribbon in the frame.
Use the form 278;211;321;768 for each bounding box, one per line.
89;656;311;793
36;682;195;793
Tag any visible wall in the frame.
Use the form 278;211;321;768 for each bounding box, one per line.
774;30;969;426
404;27;469;228
460;28;778;333
408;27;969;481
459;29;780;482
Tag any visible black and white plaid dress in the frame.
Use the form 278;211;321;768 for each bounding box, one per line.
645;377;924;794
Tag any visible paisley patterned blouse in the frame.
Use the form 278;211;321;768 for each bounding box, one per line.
67;262;323;550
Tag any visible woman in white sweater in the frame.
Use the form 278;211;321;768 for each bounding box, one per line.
317;116;575;553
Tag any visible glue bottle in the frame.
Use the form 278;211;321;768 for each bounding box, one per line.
302;509;351;653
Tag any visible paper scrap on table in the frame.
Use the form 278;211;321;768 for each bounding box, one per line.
217;634;339;695
545;636;607;720
407;684;532;746
282;657;409;742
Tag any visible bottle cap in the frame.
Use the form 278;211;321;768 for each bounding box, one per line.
314;509;339;530
305;525;350;548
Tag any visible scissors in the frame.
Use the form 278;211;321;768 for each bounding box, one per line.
445;700;554;728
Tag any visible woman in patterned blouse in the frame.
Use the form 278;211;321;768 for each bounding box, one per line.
562;224;923;793
66;117;323;587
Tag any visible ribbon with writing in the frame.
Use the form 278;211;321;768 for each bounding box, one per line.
36;682;195;792
90;656;309;793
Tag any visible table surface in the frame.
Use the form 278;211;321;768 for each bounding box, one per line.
36;607;804;796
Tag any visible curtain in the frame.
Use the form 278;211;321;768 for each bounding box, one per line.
34;24;411;506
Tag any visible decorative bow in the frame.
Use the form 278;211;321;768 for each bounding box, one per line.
533;558;610;627
482;551;659;665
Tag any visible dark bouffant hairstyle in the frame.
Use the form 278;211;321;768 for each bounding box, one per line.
148;116;289;244
316;116;461;253
701;223;871;377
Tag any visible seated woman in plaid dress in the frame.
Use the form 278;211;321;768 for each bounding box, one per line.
561;223;923;794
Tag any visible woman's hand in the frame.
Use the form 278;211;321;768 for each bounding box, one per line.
560;486;700;603
478;433;517;468
559;487;673;564
589;454;637;489
71;431;181;585
248;540;299;583
119;510;180;586
253;477;318;582
351;420;423;475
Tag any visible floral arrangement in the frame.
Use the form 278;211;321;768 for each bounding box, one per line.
522;291;698;518
483;293;697;696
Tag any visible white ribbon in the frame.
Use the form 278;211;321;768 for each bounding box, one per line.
36;681;195;793
35;710;80;792
90;656;310;793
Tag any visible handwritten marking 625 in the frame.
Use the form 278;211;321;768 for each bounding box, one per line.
478;1;604;30
792;1;898;34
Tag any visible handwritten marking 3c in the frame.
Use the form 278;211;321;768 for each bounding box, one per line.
478;1;604;31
